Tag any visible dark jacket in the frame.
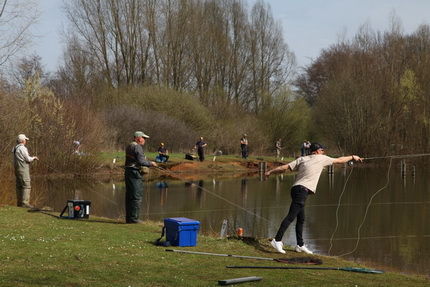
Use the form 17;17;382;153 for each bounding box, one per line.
125;141;152;169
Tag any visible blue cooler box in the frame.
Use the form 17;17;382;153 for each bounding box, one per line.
164;217;200;247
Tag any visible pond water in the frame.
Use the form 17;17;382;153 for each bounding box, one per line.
17;162;430;277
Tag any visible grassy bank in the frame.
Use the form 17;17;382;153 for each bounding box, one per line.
101;151;289;178
1;206;428;286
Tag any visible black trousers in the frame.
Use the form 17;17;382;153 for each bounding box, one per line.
274;185;310;246
241;145;247;159
198;149;204;162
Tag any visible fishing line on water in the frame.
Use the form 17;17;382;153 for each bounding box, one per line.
27;151;425;245
32;158;273;223
155;166;272;224
328;163;355;255
38;161;119;206
330;157;393;258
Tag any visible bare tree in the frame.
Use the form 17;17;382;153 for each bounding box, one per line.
157;0;196;90
0;0;40;66
247;0;295;114
61;0;296;110
297;16;430;155
9;54;50;89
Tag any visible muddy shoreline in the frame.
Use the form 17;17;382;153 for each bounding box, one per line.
92;160;278;182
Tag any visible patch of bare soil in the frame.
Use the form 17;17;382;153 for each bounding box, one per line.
44;160;272;182
161;161;259;181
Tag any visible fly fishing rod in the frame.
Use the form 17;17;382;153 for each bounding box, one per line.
226;265;384;274
348;152;430;166
364;153;430;160
165;249;322;265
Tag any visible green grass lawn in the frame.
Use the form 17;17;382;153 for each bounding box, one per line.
1;206;428;286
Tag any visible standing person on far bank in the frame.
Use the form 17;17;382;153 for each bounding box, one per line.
275;138;283;159
195;137;207;162
240;134;248;159
124;131;157;223
265;142;363;254
305;140;311;155
13;134;39;208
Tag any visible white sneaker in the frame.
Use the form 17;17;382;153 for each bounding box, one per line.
271;239;286;254
295;245;313;254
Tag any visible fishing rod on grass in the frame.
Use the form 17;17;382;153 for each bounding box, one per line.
226;265;384;274
165;249;322;265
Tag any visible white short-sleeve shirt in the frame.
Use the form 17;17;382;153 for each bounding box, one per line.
288;155;334;193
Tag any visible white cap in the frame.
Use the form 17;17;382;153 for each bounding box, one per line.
134;131;150;138
17;134;29;141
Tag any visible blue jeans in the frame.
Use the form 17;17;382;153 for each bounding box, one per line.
274;185;309;246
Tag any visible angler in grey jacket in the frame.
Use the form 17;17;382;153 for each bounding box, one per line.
13;134;39;208
124;131;157;223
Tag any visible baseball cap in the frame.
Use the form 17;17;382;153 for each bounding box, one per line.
17;134;29;141
310;142;325;152
134;131;150;138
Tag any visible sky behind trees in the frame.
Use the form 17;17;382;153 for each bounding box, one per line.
31;0;430;71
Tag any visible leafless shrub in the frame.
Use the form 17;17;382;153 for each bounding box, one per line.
104;105;199;153
0;89;30;173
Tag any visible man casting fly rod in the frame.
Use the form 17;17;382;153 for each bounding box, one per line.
265;142;363;254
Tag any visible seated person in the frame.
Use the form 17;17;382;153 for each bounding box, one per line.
158;143;169;163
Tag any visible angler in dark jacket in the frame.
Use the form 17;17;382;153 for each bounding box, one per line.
124;131;157;223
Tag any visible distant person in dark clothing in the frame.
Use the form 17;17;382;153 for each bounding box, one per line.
195;137;207;162
306;140;311;155
158;143;169;163
240;134;248;159
301;140;311;156
301;140;307;157
124;131;157;223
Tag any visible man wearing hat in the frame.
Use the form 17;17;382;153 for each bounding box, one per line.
124;131;157;223
13;134;39;208
265;142;363;254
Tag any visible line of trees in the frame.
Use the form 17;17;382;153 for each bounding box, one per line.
296;17;430;156
53;0;307;156
59;0;296;115
1;0;309;175
3;0;430;176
